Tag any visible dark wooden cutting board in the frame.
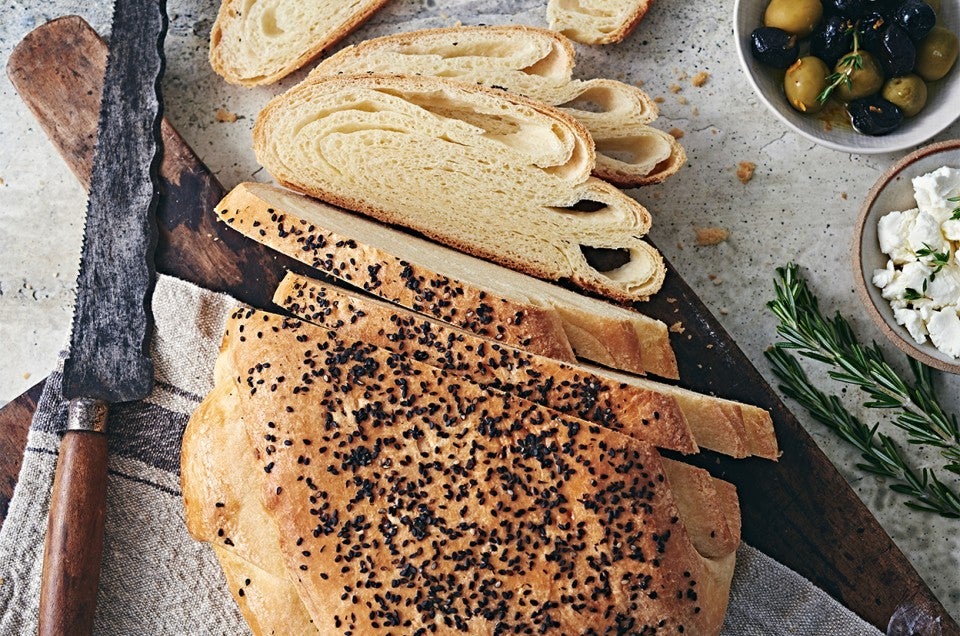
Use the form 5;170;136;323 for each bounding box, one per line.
2;16;957;635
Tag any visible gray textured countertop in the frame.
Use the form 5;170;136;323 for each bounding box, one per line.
1;0;958;625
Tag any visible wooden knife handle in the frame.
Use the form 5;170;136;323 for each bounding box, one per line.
39;425;109;636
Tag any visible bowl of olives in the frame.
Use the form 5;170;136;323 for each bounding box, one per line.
735;0;960;152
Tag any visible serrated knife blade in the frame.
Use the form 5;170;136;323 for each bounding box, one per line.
38;1;167;634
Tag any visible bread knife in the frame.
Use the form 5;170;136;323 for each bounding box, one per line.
37;1;167;634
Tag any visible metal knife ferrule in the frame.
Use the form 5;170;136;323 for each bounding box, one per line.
66;398;109;434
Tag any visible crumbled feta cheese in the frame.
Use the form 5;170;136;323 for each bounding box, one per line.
907;211;946;254
881;260;932;302
872;259;895;288
943;219;960;241
927;307;960;357
877;208;918;264
928;262;960;308
893;306;928;344
912;166;960;222
874;166;960;358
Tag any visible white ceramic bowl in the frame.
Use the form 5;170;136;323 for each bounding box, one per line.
853;139;960;374
734;0;960;154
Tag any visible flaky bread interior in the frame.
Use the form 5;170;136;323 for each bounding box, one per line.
202;307;737;634
273;270;777;460
273;271;698;454
253;74;667;301
209;0;389;86
547;0;652;45
309;25;684;186
216;182;678;378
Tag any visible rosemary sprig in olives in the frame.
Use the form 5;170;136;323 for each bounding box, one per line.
817;29;862;104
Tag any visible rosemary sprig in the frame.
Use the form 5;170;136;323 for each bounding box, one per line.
768;264;960;475
916;243;950;274
817;29;862;104
950;196;960;220
765;346;960;517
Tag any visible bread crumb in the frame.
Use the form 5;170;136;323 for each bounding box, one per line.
669;84;682;94
215;108;238;123
667;297;678;303
0;177;5;186
706;343;714;349
691;71;710;87
22;372;30;380
841;191;848;200
635;79;646;87
677;96;688;105
677;70;689;81
654;96;666;104
669;127;685;139
692;107;700;116
695;227;729;246
720;307;730;315
669;321;685;334
676;241;685;250
736;161;757;184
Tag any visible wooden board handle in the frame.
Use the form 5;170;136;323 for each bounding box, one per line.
38;429;109;636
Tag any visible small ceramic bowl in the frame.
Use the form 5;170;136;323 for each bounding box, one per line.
853;139;960;374
734;0;960;154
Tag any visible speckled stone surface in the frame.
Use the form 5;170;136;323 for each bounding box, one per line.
0;0;958;624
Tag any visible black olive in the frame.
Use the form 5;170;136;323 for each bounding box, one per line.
862;0;899;19
848;96;904;135
894;0;936;42
750;27;799;69
824;0;864;18
811;16;856;67
856;11;889;55
879;24;917;76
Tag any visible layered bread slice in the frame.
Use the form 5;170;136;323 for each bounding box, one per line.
308;25;684;186
253;75;667;302
183;307;739;634
547;0;653;44
209;0;390;85
216;182;678;378
274;271;778;459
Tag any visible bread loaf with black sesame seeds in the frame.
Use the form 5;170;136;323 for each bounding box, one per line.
181;389;320;634
183;306;739;634
209;0;390;86
217;182;678;378
273;270;778;460
253;74;668;302
308;25;684;187
546;0;652;45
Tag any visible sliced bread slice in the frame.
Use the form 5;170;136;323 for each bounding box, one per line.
274;271;777;459
216;182;677;378
547;0;652;45
209;0;390;86
308;25;684;186
274;272;697;454
253;74;667;301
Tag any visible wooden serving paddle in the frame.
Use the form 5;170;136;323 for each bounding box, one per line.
3;15;958;635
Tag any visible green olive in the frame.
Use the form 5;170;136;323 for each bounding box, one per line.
764;0;823;38
881;75;928;117
916;26;959;81
785;56;829;114
834;51;884;101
